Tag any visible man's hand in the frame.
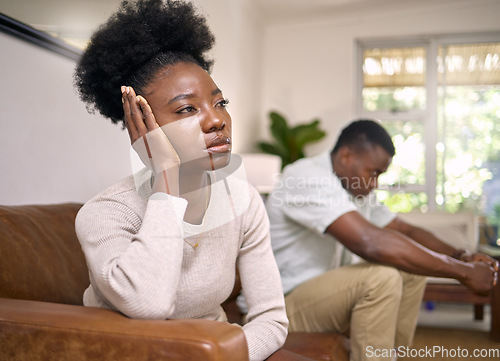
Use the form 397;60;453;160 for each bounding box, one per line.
458;251;499;287
464;252;499;268
460;261;497;295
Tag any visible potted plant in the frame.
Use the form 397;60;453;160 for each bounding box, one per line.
256;111;326;170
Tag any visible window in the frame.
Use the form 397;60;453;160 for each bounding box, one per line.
356;34;500;243
362;46;426;112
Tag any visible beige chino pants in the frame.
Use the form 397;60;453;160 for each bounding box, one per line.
285;263;427;361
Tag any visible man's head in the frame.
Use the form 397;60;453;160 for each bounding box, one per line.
331;120;395;197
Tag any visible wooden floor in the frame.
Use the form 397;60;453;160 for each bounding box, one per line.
400;326;499;361
398;303;499;361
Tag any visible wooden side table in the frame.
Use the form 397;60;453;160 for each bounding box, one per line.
423;245;500;342
480;245;500;341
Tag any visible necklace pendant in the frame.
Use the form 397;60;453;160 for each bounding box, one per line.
193;243;199;248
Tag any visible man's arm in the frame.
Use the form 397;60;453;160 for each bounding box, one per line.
386;216;499;267
384;216;457;257
325;211;496;295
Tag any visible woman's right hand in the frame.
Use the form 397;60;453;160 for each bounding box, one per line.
122;86;181;195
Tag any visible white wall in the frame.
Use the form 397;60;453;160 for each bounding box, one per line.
260;0;500;156
0;32;132;205
0;0;264;205
3;0;499;205
195;0;265;153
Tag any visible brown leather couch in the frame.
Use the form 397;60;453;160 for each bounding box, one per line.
0;203;348;361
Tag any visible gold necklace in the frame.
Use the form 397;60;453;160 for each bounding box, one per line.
184;180;210;250
184;238;200;249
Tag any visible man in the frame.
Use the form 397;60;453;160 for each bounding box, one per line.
266;119;498;361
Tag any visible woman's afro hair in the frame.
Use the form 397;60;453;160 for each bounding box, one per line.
74;0;215;125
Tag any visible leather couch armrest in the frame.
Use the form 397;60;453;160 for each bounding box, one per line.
0;298;248;361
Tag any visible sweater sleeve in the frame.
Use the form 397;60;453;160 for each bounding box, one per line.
238;188;289;361
75;191;188;319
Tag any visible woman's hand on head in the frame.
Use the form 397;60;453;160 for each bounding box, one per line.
122;86;181;195
122;85;159;143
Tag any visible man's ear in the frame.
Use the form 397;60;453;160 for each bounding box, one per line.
337;146;352;167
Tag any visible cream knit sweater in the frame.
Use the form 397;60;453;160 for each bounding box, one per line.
75;167;288;361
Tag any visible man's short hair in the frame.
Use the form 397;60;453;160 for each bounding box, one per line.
332;119;395;156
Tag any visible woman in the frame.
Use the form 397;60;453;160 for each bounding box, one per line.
73;1;288;360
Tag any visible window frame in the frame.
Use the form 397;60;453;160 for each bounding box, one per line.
355;32;500;211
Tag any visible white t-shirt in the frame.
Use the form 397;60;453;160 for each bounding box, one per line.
266;151;396;294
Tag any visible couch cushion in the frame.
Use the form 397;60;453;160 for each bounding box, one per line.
398;211;478;285
398;211;477;251
0;203;89;305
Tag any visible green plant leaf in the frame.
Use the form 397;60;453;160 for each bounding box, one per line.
256;111;327;170
256;141;289;160
295;128;326;149
290;119;321;135
269;111;291;150
291;119;326;151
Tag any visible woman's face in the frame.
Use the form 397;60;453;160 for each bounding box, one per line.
143;62;232;171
